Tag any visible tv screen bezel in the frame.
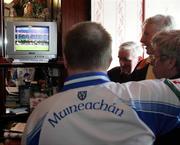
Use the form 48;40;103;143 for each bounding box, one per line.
5;21;57;61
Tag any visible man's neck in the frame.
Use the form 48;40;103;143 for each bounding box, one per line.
67;69;107;76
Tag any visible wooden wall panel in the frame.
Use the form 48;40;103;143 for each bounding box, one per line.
0;0;6;117
61;0;91;53
0;0;3;57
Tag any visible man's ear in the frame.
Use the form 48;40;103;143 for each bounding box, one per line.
63;53;68;69
107;56;112;70
138;56;143;62
109;56;112;66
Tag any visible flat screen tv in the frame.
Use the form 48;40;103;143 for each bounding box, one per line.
5;21;57;63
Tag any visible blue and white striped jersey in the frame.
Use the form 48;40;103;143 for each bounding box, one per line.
21;72;180;145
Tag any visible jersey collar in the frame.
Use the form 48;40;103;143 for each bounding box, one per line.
62;72;110;91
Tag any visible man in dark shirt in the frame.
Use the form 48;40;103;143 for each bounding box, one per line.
108;41;142;83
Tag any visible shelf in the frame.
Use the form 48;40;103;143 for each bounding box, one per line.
5;17;45;22
0;61;64;68
0;113;29;122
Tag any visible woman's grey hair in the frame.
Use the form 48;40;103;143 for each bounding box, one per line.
143;14;175;32
119;41;142;58
63;21;112;70
151;30;180;72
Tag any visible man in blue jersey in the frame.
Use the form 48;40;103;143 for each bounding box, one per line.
21;21;180;145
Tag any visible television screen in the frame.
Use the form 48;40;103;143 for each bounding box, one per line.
15;26;49;51
5;21;57;63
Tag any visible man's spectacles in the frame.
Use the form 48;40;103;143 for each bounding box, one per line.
154;55;169;60
152;54;169;66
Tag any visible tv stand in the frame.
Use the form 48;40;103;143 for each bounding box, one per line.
0;57;12;64
12;58;49;64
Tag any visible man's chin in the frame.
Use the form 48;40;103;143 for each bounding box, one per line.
122;71;130;75
145;47;154;55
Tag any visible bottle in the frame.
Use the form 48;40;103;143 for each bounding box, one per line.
24;2;33;17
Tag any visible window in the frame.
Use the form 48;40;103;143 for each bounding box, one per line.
145;0;180;29
91;0;180;69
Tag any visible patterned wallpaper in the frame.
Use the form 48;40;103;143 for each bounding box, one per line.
91;0;143;68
